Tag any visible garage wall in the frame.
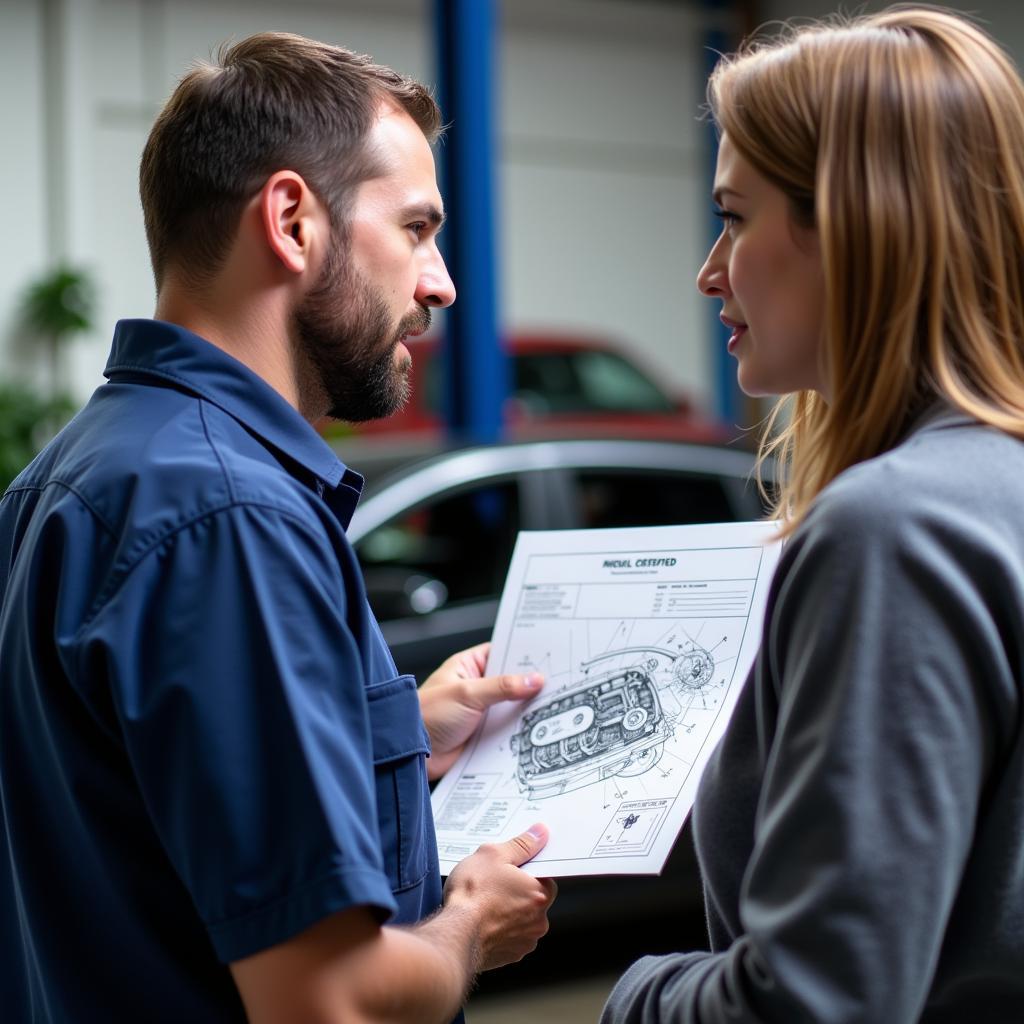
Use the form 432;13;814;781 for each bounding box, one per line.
499;1;710;407
0;0;722;415
2;1;1020;415
0;1;51;390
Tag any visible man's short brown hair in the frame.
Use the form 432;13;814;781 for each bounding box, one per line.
139;32;441;291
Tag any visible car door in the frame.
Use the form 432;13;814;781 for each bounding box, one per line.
353;467;569;681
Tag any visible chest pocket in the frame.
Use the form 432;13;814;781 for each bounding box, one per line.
366;675;432;892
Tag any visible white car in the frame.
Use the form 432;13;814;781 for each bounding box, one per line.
341;437;772;990
346;438;768;682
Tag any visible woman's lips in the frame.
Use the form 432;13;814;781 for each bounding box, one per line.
726;325;747;352
721;316;747;352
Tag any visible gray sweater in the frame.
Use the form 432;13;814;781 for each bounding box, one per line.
601;409;1024;1023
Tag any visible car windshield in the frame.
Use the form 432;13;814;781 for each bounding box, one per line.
516;352;675;415
423;349;676;415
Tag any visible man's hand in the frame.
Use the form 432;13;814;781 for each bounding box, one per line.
231;825;558;1024
418;642;543;779
441;824;558;972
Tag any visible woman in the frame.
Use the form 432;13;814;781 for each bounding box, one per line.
602;8;1024;1022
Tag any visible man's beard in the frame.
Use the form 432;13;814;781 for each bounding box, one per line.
292;234;430;422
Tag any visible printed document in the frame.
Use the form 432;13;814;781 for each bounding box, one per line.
430;520;782;877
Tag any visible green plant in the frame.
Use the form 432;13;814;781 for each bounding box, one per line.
0;383;75;490
19;265;97;396
1;265;96;489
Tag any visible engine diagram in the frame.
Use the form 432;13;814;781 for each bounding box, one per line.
509;640;720;799
429;521;782;877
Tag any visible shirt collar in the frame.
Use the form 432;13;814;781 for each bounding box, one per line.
103;319;363;504
900;399;977;444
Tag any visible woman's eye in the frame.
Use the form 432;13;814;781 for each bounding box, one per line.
712;206;740;227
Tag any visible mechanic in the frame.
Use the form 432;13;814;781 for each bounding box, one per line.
0;32;554;1024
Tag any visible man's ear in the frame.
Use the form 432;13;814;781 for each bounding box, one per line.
259;171;323;275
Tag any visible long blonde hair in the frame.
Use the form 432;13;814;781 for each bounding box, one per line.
709;7;1024;531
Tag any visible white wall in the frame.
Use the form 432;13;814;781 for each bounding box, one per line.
0;0;51;388
499;0;710;404
0;0;729;415
4;0;1023;415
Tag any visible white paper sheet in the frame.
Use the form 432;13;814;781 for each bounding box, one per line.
430;520;782;877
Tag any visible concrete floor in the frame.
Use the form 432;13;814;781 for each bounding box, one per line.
465;974;619;1023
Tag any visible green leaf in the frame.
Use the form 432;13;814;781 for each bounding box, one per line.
0;382;76;490
20;265;97;340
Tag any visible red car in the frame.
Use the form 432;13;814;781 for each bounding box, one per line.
334;333;733;445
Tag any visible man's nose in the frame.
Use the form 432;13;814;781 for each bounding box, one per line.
415;250;456;308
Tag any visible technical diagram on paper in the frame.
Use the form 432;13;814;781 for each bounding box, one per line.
430;521;782;877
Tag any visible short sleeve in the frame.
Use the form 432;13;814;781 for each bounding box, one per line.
79;501;399;962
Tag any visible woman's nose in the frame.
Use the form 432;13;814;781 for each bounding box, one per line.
697;237;730;298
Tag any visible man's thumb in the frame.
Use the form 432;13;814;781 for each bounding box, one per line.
500;823;549;866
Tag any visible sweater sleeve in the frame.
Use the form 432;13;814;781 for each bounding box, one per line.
601;473;1005;1023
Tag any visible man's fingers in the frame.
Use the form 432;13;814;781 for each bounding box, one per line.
496;823;549;866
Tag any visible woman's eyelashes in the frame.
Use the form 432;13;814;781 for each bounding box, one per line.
712;205;741;229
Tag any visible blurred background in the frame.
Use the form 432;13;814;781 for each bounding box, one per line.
5;0;1024;454
4;0;1024;1019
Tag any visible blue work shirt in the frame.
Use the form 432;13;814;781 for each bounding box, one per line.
0;319;443;1022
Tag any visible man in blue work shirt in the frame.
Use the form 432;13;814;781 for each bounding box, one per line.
0;32;555;1024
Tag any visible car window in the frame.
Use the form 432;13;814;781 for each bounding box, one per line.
355;480;521;613
422;349;675;416
512;352;675;414
567;351;675;413
575;469;735;528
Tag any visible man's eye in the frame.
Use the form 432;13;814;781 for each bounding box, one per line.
408;222;427;238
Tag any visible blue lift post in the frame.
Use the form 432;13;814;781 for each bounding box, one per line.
703;0;743;429
433;0;507;446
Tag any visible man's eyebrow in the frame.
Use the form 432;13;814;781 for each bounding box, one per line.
402;203;446;227
711;186;744;206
